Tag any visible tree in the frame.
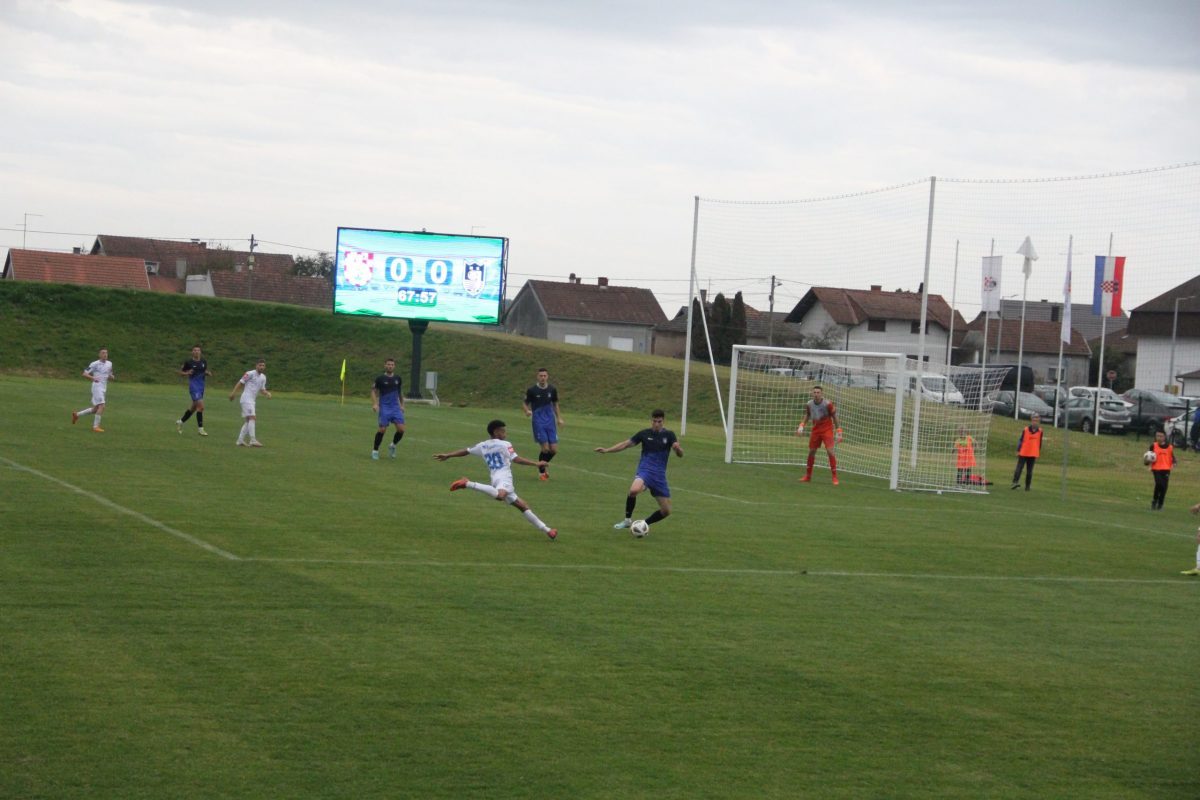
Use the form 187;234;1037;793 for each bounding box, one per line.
710;293;732;363
294;251;334;280
690;298;709;360
730;292;748;352
804;322;843;350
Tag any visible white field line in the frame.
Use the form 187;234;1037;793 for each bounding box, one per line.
0;455;241;561
241;556;1191;586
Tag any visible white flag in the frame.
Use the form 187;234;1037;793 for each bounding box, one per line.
981;256;1003;313
1017;236;1038;279
1061;237;1073;345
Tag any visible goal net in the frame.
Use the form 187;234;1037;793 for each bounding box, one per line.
728;346;1008;492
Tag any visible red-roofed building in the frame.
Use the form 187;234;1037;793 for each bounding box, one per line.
2;249;150;290
91;235;295;278
785;285;969;361
965;314;1092;385
504;276;667;353
204;270;331;309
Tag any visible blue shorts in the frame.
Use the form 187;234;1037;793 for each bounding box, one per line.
532;418;558;445
378;405;405;427
188;382;205;402
636;471;670;498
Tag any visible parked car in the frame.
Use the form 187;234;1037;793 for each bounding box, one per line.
1059;396;1132;434
1120;388;1193;434
1032;384;1069;408
986;390;1054;420
914;374;965;405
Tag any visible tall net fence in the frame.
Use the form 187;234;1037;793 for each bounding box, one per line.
695;163;1200;392
728;347;1008;492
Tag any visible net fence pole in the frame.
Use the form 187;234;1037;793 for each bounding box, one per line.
911;176;936;467
726;346;743;463
890;354;905;490
946;239;959;370
681;195;700;435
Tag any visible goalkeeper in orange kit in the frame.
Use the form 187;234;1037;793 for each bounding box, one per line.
795;386;842;484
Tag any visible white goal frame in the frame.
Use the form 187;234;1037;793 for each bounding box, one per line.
726;345;1002;492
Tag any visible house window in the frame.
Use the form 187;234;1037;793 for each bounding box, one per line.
564;334;590;346
1047;366;1059;381
867;319;886;333
910;321;920;334
608;336;634;352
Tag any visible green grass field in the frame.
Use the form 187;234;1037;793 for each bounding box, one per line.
2;375;1197;799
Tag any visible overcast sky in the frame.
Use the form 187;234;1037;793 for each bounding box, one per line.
2;0;1197;315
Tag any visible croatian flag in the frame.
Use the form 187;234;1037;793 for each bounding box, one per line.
1092;255;1125;317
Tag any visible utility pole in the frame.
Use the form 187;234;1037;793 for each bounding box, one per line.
22;212;43;249
248;234;257;301
767;275;779;346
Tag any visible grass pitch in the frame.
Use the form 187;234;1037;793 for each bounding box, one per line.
1;376;1196;799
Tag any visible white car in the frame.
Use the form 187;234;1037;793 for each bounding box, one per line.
1067;386;1134;409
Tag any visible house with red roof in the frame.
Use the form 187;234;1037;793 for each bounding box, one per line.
504;276;667;353
785;285;970;363
2;249;151;290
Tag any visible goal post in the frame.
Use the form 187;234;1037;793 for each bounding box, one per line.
727;346;1008;492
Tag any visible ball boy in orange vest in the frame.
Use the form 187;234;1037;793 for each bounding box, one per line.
1011;413;1043;491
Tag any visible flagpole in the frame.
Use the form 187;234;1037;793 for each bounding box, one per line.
1015;283;1027;420
1094;233;1114;437
946;239;959;370
1054;235;1072;430
1058;235;1073;501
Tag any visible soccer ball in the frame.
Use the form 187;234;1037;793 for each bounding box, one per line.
1142;451;1156;465
630;519;650;538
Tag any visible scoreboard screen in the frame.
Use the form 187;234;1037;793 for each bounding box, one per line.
332;227;507;325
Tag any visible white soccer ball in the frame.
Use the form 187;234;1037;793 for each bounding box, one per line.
1142;451;1156;465
630;519;650;538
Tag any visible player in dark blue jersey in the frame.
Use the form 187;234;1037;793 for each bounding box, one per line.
176;345;213;436
595;409;683;532
523;367;563;480
371;358;406;460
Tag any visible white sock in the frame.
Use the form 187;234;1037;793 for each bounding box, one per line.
248;420;257;440
77;407;93;416
1195;544;1199;569
93;414;102;428
522;508;548;531
468;481;500;498
238;422;248;442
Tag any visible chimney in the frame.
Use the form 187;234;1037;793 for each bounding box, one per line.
72;247;82;255
598;277;608;287
870;285;882;292
700;289;708;304
569;273;576;283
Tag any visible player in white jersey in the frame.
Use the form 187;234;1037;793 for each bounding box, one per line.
72;347;115;432
229;359;271;446
434;419;557;540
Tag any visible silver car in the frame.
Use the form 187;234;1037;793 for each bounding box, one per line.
1059;396;1131;434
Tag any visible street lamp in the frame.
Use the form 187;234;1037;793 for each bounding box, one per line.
1169;295;1195;392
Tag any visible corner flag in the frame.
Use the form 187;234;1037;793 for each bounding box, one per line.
340;358;346;382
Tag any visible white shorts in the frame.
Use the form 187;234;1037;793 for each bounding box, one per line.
240;401;257;418
491;478;518;503
91;384;107;406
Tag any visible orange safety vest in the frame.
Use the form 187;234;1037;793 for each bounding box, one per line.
1017;426;1042;458
954;436;976;468
1152;442;1174;471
